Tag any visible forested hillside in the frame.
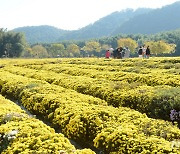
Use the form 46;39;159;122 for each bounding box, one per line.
13;25;69;44
57;8;152;41
113;1;180;34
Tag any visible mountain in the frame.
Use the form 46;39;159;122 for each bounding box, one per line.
58;8;152;41
112;1;180;34
13;25;69;44
12;2;180;43
12;8;151;43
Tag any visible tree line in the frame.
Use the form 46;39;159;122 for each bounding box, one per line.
0;28;180;58
21;37;175;58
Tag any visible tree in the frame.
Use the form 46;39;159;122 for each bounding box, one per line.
21;47;34;58
101;44;111;51
145;40;176;55
149;29;180;56
48;43;65;57
31;45;49;58
0;30;27;58
66;44;80;57
117;37;138;53
82;41;101;57
0;29;6;54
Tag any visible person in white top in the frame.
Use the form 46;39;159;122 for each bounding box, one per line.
142;45;146;58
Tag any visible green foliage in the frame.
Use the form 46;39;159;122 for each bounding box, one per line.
0;29;27;58
47;43;66;57
113;2;180;35
13;25;68;44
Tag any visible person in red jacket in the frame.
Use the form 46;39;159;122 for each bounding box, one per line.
105;50;111;58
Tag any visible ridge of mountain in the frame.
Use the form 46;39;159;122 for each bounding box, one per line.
112;1;180;34
57;8;153;41
12;1;180;43
13;25;69;44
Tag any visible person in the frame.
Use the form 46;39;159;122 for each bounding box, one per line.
146;46;151;59
142;45;146;58
117;47;123;59
121;47;126;58
105;50;111;58
123;47;130;58
112;48;117;58
138;46;143;58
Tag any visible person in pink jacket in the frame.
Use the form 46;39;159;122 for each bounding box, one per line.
105;50;111;58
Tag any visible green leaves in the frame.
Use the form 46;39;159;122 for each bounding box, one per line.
0;31;26;58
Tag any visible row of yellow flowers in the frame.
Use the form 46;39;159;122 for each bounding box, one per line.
0;69;180;153
0;94;93;153
4;64;180;121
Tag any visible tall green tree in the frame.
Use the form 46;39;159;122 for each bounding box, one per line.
0;29;27;57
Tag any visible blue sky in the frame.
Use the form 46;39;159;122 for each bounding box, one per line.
0;0;179;30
